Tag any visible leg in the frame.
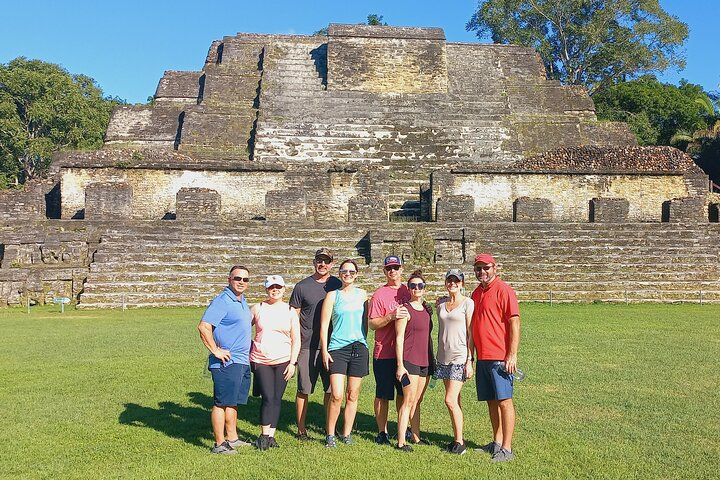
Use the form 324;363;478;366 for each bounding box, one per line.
487;399;503;444
374;397;389;433
211;406;227;445
444;379;464;443
296;393;309;434
224;406;238;440
498;398;516;451
409;376;429;441
326;374;345;435
397;375;419;447
254;364;275;436
269;363;290;438
342;376;363;436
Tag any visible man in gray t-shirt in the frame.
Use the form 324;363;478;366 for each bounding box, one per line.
289;248;342;440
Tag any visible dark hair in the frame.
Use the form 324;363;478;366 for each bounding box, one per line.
339;259;359;272
407;269;432;315
229;265;249;276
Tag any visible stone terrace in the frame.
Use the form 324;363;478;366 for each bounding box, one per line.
69;221;720;308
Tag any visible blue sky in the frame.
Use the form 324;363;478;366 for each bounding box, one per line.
1;0;717;104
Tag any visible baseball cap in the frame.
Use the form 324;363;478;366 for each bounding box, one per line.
445;268;464;281
314;247;333;262
474;253;496;265
264;275;286;288
383;255;402;267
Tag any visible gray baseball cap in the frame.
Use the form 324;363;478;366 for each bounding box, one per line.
445;268;464;281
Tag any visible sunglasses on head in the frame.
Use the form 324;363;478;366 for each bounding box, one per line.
232;276;250;282
408;282;425;290
384;265;401;271
339;269;357;275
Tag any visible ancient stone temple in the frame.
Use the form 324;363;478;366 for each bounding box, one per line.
1;24;719;307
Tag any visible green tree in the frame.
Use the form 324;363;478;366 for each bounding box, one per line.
467;0;688;95
0;57;121;187
593;76;713;146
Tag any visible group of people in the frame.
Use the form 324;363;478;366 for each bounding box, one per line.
197;248;521;462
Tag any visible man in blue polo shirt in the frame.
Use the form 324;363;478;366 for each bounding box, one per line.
198;265;253;454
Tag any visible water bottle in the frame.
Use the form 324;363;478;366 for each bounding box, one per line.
498;362;525;381
428;376;437;389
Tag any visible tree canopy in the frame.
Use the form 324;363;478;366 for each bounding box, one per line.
0;57;121;187
467;0;689;95
593;76;715;146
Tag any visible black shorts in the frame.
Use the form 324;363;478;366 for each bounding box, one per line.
404;360;430;377
373;358;403;400
328;341;369;377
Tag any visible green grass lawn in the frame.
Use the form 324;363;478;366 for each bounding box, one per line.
1;304;718;479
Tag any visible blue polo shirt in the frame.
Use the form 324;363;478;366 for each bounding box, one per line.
202;286;252;369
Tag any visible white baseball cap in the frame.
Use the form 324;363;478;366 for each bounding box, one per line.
264;275;286;288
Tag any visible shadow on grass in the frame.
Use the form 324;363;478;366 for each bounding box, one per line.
119;392;258;447
118;390;402;447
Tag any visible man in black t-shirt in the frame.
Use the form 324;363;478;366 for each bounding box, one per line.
289;247;342;440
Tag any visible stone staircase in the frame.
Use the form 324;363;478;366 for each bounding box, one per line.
75;222;720;308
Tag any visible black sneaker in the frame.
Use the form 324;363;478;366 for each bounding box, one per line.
296;432;311;441
411;437;431;445
395;443;413;452
255;434;270;451
475;441;501;455
374;432;391;445
450;442;467;455
210;441;237;455
268;436;279;448
446;441;458;452
338;434;353;445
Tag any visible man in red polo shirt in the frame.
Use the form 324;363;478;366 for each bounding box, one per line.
470;253;520;463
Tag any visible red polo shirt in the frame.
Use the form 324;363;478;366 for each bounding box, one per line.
471;277;519;360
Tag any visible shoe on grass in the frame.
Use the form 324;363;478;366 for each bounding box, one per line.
450;442;467;455
268;436;279;448
446;441;458;452
374;432;391;445
325;435;337;448
475;441;501;455
338;434;353;445
211;441;237;455
491;447;514;462
255;434;270;451
411;437;431;445
395;443;413;452
296;432;311;442
227;438;250;448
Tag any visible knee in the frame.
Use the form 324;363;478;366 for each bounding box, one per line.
444;395;459;410
330;391;344;404
346;389;360;403
498;399;514;412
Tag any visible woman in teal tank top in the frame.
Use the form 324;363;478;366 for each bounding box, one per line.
320;259;369;448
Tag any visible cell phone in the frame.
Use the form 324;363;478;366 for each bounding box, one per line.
400;373;411;387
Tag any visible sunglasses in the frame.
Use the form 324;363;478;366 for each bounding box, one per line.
408;282;425;290
266;284;283;290
315;258;332;265
231;276;250;282
339;269;357;275
384;265;401;271
474;265;493;272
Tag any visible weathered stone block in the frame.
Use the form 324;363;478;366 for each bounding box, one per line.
589;198;629;223
265;189;306;221
436;195;474;222
85;182;133;220
348;195;388;222
176;188;221;220
663;197;706;223
514;197;552;222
